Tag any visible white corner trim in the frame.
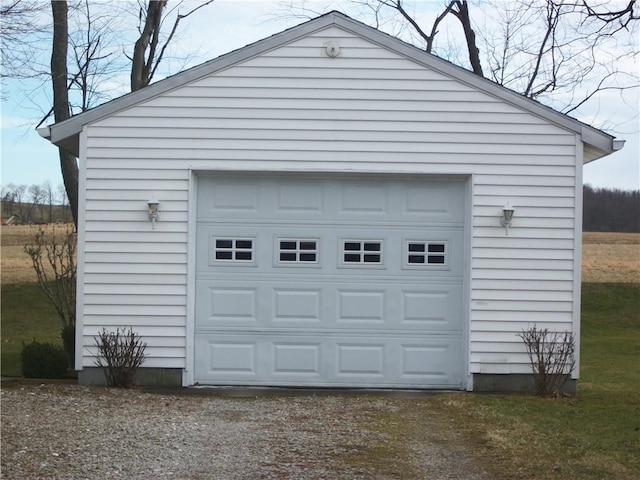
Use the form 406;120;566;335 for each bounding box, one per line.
184;170;198;387
572;136;583;380
75;126;88;371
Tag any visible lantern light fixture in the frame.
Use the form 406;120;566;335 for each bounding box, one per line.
500;202;515;236
148;197;160;229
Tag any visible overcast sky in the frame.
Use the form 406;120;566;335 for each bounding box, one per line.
1;0;638;193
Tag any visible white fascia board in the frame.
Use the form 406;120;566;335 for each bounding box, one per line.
581;125;618;159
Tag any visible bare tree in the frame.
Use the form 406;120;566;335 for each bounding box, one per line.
0;0;48;80
130;0;215;91
42;180;55;223
51;0;80;228
5;1;217;227
24;225;77;364
130;0;167;92
26;183;44;223
1;185;17;217
580;0;638;30
68;0;123;113
57;182;69;223
330;0;637;118
39;0;216;221
352;1;483;74
478;0;638;114
10;184;27;220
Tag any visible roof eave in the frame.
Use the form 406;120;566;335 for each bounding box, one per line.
37;126;51;140
582;127;623;163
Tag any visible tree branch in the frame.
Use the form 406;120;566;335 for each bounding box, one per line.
148;0;216;84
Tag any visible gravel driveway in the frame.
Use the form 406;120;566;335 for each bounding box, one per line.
1;383;489;479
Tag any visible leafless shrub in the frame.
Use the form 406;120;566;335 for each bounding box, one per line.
24;224;76;365
94;328;147;388
518;325;576;396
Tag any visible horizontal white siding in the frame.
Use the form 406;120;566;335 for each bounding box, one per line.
80;26;579;377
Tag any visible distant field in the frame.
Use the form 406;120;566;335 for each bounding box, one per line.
582;232;639;283
1;224;75;285
1;226;639;284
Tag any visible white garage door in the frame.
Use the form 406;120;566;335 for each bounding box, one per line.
194;174;466;388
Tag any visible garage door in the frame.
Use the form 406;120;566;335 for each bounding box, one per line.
194;174;466;388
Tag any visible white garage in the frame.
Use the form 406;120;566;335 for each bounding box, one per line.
41;11;621;391
194;174;466;388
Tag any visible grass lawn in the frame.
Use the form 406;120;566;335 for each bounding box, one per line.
426;283;640;479
1;283;63;377
1;282;638;479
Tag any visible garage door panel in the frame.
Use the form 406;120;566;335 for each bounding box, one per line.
400;341;462;380
339;182;389;214
337;290;386;322
196;280;461;332
404;183;464;221
209;288;258;321
195;283;261;326
336;343;386;376
273;288;323;322
273;343;322;375
276;182;324;214
198;340;258;377
197;176;465;225
204;177;261;214
195;174;466;388
400;286;463;330
196;225;464;277
195;334;463;387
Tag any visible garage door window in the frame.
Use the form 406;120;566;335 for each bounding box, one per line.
405;241;447;268
277;239;319;264
341;240;383;265
212;238;254;263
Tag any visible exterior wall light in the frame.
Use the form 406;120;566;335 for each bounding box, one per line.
148;197;160;229
500;202;515;236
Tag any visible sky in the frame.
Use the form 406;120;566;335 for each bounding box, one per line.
1;0;638;194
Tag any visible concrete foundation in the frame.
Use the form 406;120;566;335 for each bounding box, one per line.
80;369;577;393
472;373;577;394
78;367;182;387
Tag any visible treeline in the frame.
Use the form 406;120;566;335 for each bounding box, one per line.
1;183;72;224
583;185;640;233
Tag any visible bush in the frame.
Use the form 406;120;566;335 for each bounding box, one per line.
24;225;77;364
94;328;147;388
61;324;75;367
518;326;576;396
21;341;69;379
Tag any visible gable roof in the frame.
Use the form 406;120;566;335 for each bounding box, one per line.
39;10;622;162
